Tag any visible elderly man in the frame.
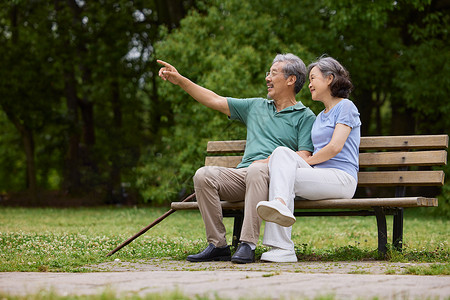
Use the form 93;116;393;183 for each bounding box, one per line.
158;53;315;264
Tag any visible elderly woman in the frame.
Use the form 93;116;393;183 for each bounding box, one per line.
256;56;361;263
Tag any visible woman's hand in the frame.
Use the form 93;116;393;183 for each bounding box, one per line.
296;151;311;161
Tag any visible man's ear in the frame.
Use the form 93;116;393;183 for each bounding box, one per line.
287;75;297;87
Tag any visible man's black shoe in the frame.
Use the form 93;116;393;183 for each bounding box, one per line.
231;243;255;264
186;243;231;262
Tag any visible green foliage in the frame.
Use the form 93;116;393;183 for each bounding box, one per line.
395;10;450;132
436;165;450;217
0;0;448;210
0;0;161;200
137;0;315;203
138;0;450;209
0;112;24;192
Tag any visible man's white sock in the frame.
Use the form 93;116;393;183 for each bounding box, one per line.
243;242;256;250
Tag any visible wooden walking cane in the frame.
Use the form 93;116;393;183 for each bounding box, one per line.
106;192;196;257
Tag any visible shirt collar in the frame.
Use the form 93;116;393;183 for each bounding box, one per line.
268;100;306;112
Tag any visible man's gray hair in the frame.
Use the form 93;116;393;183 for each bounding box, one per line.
272;53;307;94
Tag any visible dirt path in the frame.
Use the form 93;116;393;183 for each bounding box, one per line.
88;258;437;275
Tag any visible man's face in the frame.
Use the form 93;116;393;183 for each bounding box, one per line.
266;61;287;100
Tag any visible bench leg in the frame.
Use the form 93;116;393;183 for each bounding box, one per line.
232;213;243;249
393;208;404;251
373;207;388;256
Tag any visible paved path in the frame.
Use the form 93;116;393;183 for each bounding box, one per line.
1;260;449;299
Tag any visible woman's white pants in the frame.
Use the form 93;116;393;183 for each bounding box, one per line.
263;147;357;251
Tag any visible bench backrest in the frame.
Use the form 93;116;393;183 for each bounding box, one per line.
204;135;448;187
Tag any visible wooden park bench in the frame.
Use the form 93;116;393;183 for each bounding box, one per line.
171;134;448;255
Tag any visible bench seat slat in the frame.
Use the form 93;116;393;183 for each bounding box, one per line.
359;150;447;167
293;197;438;208
204;158;445;186
206;135;449;153
171;197;437;211
207;140;246;153
205;156;243;167
360;135;449;150
206;151;448;168
358;170;444;186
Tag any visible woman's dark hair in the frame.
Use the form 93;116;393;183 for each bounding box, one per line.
307;56;353;98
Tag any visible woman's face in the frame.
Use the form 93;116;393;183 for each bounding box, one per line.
308;66;331;101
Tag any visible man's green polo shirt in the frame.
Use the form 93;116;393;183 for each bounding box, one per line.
227;97;316;168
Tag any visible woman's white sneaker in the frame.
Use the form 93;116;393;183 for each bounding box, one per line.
256;200;296;227
261;248;297;263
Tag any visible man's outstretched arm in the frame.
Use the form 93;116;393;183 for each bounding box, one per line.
157;60;230;116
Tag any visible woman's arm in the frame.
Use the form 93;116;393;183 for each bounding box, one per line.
305;123;352;165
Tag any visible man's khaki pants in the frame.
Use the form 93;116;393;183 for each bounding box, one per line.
193;163;269;247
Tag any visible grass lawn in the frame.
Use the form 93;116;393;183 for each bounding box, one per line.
0;206;448;273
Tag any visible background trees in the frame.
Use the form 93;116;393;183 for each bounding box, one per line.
0;0;193;204
0;0;448;212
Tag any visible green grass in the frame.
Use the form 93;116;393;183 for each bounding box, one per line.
401;263;450;275
0;207;448;272
0;290;193;300
0;290;341;300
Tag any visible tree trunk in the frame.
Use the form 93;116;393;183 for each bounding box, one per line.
2;108;39;204
21;126;37;198
355;89;374;136
108;79;123;203
156;0;188;29
63;70;82;192
5;3;38;203
56;0;98;193
78;99;95;146
390;101;416;135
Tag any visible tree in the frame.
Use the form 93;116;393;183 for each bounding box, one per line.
47;0;195;200
0;0;194;203
0;1;59;203
137;0;316;203
0;0;448;209
140;0;449;206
